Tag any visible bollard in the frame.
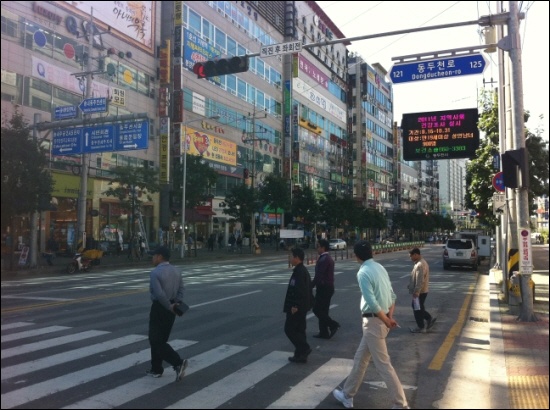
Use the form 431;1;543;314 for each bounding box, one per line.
508;271;522;313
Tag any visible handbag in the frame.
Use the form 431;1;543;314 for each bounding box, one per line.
174;302;190;316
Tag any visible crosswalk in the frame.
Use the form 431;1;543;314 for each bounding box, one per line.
1;322;354;409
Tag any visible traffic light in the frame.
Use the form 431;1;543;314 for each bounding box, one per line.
501;148;528;188
193;56;249;79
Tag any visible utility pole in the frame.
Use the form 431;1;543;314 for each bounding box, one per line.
75;10;95;251
243;106;267;252
507;1;536;321
29;113;41;268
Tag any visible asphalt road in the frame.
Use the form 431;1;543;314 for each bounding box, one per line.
1;245;489;409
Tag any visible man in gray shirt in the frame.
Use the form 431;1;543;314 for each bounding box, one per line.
146;246;188;381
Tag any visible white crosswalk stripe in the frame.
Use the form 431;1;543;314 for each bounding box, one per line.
1;339;195;408
0;325;70;343
63;344;247;409
1;322;354;409
165;351;290;409
1;334;148;381
1;330;109;359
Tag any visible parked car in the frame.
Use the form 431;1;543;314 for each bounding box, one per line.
443;239;478;270
329;239;347;250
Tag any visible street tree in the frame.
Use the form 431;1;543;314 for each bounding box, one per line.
257;174;290;229
222;184;256;229
175;155;219;210
320;192;359;237
465;90;549;229
1;112;53;252
291;185;321;232
103;165;160;241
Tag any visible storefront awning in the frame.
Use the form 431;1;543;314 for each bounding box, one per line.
185;207;216;223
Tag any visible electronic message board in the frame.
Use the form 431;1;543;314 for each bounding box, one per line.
401;108;479;161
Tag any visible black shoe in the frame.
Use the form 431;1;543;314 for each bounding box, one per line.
329;324;340;339
304;348;312;357
313;333;330;339
288;356;307;363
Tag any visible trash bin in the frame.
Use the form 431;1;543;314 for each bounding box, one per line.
243;238;250;247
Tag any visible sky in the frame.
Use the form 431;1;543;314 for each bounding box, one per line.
317;1;549;142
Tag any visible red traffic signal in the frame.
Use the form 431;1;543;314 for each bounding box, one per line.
193;56;249;79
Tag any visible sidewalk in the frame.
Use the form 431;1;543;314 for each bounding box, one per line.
489;265;549;409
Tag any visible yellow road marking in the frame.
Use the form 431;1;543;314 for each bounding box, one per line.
428;282;475;370
1;288;147;314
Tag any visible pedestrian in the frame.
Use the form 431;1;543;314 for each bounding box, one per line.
44;236;58;266
217;233;224;249
283;248;313;364
146;246;188;381
139;236;146;258
207;233;215;251
333;240;409;409
408;247;436;333
312;239;340;339
228;233;236;251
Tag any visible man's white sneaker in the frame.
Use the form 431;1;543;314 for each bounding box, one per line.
333;388;353;408
174;359;188;382
409;327;426;334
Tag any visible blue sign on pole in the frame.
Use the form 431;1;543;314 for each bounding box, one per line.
52;128;83;155
54;105;78;120
51;120;149;156
115;120;149;151
79;97;108;114
389;53;487;84
82;124;115;153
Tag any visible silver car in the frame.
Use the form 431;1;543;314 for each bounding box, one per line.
329;239;347;250
443;239;478;270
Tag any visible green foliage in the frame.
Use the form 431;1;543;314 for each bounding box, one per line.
257;174;290;226
222;183;256;223
319;192;359;232
102;165;160;237
1;112;53;232
465;90;549;229
291;185;321;230
174;155;219;209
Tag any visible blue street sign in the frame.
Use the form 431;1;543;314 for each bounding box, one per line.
54;105;77;120
389;53;487;84
82;124;115;153
114;120;149;151
51;120;149;156
52;128;83;156
79;97;108;114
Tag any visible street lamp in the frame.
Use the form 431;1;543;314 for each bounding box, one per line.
180;114;220;259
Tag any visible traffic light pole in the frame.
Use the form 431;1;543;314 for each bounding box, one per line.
507;1;536;322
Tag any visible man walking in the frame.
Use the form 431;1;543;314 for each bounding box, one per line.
333;240;409;409
146;246;188;381
283;248;313;363
312;239;340;339
408;247;436;333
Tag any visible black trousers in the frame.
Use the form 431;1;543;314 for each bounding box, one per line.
148;301;182;374
412;292;432;328
284;311;310;358
313;286;339;337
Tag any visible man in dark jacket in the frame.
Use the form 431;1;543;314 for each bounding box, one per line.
312;239;340;339
283;248;313;363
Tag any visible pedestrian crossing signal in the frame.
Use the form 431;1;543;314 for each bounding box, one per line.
193;56;249;79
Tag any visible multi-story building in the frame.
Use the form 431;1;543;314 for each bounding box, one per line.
1;1;162;253
348;54;395;212
1;1;353;254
